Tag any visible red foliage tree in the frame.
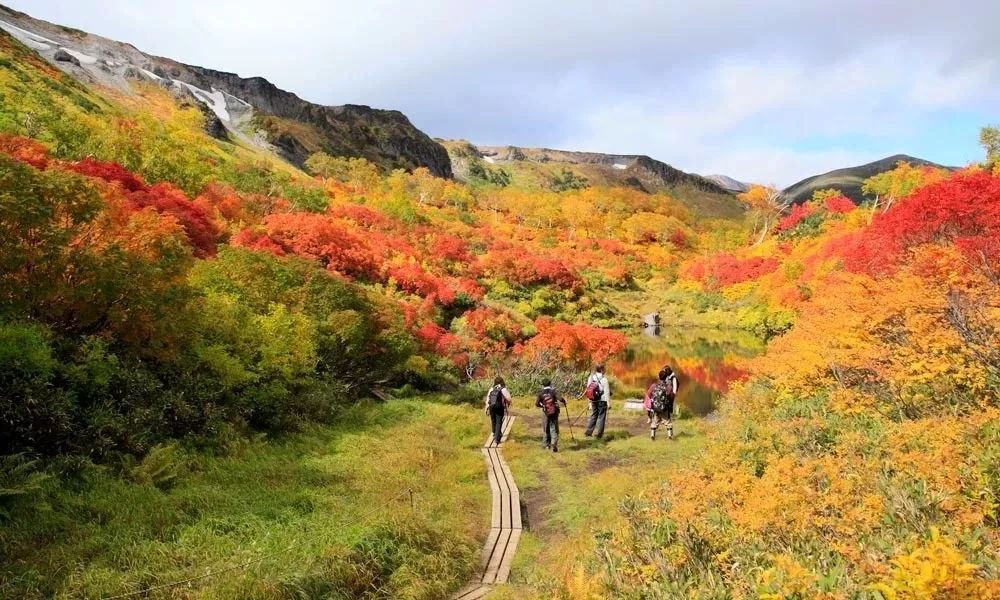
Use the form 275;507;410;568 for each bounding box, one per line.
841;170;1000;276
0;135;50;169
777;203;817;232
68;157;148;192
255;212;382;280
824;195;856;214
522;318;628;366
684;253;780;289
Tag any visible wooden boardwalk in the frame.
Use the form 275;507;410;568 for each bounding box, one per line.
451;415;521;600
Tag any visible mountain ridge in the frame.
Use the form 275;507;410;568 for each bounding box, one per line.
445;140;732;195
0;3;453;177
782;153;949;204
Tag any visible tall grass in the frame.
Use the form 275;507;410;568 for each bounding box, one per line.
0;400;488;599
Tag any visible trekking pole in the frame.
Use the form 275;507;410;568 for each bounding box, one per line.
565;406;576;440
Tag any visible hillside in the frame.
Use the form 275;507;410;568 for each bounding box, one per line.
782;153;947;204
442;140;744;218
703;173;750;192
0;3;452;176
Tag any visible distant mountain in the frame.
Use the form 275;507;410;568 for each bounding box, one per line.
703;174;750;193
0;4;452;177
441;141;743;218
782;154;948;205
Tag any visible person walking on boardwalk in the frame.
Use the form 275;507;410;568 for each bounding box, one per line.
536;378;567;452
581;364;611;438
485;376;512;445
645;367;678;440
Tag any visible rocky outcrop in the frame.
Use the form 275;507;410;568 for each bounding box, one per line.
52;48;79;66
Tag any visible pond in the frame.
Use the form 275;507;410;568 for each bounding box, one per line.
608;327;764;416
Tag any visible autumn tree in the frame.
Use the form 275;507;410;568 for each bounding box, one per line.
738;184;785;245
980;125;1000;167
861;160;948;220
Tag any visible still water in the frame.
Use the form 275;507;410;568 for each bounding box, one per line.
609;327;764;416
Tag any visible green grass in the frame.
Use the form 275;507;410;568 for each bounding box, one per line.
492;401;710;598
0;400;489;600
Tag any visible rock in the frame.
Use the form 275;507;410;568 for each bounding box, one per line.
53;49;81;67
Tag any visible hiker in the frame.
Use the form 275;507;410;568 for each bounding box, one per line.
581;364;611;438
536;378;567;452
645;367;678;440
484;376;512;445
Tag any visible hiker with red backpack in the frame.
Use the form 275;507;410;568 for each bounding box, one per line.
484;376;513;446
536;378;567;452
645;367;678;440
580;364;611;438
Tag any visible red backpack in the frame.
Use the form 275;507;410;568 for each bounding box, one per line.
584;378;603;400
539;389;559;416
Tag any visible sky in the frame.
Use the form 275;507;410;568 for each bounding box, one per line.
7;0;999;186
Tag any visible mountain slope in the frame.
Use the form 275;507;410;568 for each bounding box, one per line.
782;154;948;204
0;4;452;177
703;174;750;193
443;140;744;218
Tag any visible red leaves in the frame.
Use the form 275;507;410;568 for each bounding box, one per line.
522;317;627;366
0;135;50;169
777;203;817;232
684;253;780;289
127;183;219;257
478;244;582;291
824;195;856;214
245;213;381;280
841;170;1000;276
67;157;148;192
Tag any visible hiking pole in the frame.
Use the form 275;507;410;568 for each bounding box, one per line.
564;406;575;440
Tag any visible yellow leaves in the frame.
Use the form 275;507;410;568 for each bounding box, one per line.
562;564;605;600
757;554;817;599
870;528;983;600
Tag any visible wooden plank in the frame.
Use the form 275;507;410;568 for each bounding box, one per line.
495;528;522;583
456;585;492;600
496;454;521;529
480;527;501;569
482;449;502;529
481;528;512;584
500;415;514;442
453;583;486;599
487;448;511;530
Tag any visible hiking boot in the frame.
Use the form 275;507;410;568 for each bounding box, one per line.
552;445;558;453
543;444;550;450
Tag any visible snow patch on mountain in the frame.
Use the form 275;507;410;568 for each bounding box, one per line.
176;81;231;121
613;163;628;170
60;48;97;65
0;19;53;50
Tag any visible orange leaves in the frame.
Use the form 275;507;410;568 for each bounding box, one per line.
522;317;627;367
0;134;50;169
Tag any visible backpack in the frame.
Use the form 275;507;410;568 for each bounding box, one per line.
584;376;603;401
488;386;505;409
651;381;671;413
539;388;559;416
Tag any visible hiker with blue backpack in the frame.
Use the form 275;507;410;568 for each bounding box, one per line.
484;376;513;445
581;364;611;438
645;366;678;440
536;378;567;452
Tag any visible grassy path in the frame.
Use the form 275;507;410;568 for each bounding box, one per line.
487;399;710;599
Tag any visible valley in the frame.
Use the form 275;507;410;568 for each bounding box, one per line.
0;3;998;600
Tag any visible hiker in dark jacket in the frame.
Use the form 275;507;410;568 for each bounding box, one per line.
645;367;678;440
484;376;512;445
536;378;567;452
